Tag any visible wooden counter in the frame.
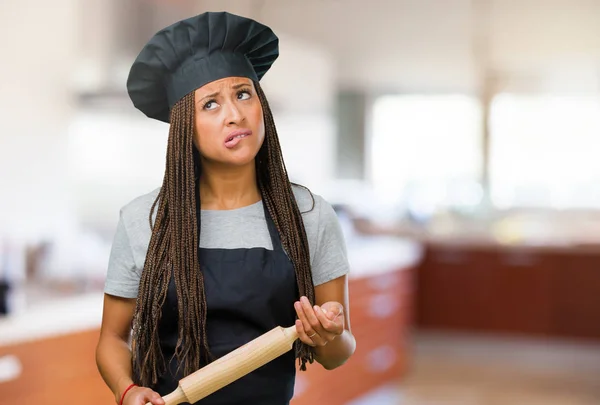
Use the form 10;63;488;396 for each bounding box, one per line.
0;329;113;405
415;241;600;340
292;262;415;405
0;237;421;405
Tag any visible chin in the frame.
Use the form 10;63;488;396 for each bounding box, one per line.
227;158;255;167
223;150;258;166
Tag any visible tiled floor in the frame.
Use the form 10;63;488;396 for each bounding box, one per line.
398;331;600;405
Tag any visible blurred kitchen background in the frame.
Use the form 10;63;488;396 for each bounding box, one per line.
1;0;600;404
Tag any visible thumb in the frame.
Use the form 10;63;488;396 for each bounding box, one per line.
323;303;343;320
150;392;165;405
318;305;336;320
141;390;164;405
152;394;165;405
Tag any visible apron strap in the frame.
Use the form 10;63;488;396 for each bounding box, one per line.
261;198;284;253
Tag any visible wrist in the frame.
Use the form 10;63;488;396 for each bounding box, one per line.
119;383;137;405
115;377;135;405
314;330;355;370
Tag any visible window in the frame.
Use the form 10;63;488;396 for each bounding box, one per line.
369;94;483;217
490;94;600;209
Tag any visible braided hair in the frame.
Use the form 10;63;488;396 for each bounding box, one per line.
131;81;316;387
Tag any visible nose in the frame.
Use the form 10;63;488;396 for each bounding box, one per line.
223;100;245;126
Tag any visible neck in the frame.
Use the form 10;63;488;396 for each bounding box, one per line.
198;160;261;210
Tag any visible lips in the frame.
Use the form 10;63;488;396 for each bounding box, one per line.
224;129;252;149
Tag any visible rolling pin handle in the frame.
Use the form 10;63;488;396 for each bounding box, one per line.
282;325;299;341
145;385;187;405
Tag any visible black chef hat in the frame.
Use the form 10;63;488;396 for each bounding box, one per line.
127;11;279;123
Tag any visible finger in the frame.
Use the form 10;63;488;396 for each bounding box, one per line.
295;319;316;346
318;306;337;322
294;300;317;337
328;305;344;324
139;388;164;405
314;306;342;341
300;296;323;334
314;305;338;336
151;392;165;405
322;303;343;320
295;300;327;346
323;303;345;328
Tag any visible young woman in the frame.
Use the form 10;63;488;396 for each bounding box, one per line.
95;11;355;405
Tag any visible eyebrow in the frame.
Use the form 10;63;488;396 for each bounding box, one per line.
197;83;252;104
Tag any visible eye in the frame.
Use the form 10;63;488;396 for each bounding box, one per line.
203;100;218;110
237;90;251;100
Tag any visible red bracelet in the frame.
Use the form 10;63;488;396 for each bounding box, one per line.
119;383;137;405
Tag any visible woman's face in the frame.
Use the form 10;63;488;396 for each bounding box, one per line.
193;77;265;167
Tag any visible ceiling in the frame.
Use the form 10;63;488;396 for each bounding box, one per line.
243;0;600;94
80;0;600;98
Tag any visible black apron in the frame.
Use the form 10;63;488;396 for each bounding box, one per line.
154;199;299;405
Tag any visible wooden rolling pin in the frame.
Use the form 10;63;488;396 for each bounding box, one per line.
146;325;299;405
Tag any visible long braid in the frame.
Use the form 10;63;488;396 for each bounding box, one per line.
254;82;316;370
131;82;316;387
132;92;209;387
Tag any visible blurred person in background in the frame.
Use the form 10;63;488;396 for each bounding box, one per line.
95;12;356;405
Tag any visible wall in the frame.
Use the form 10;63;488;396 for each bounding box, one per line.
260;0;600;94
0;0;80;245
335;91;367;180
0;1;337;282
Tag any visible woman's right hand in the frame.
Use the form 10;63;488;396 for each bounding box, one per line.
122;386;165;405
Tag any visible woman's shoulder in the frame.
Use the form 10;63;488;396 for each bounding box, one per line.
291;183;320;215
291;184;336;226
119;187;161;228
291;184;349;285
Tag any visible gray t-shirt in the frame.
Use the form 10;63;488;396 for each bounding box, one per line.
104;185;350;298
